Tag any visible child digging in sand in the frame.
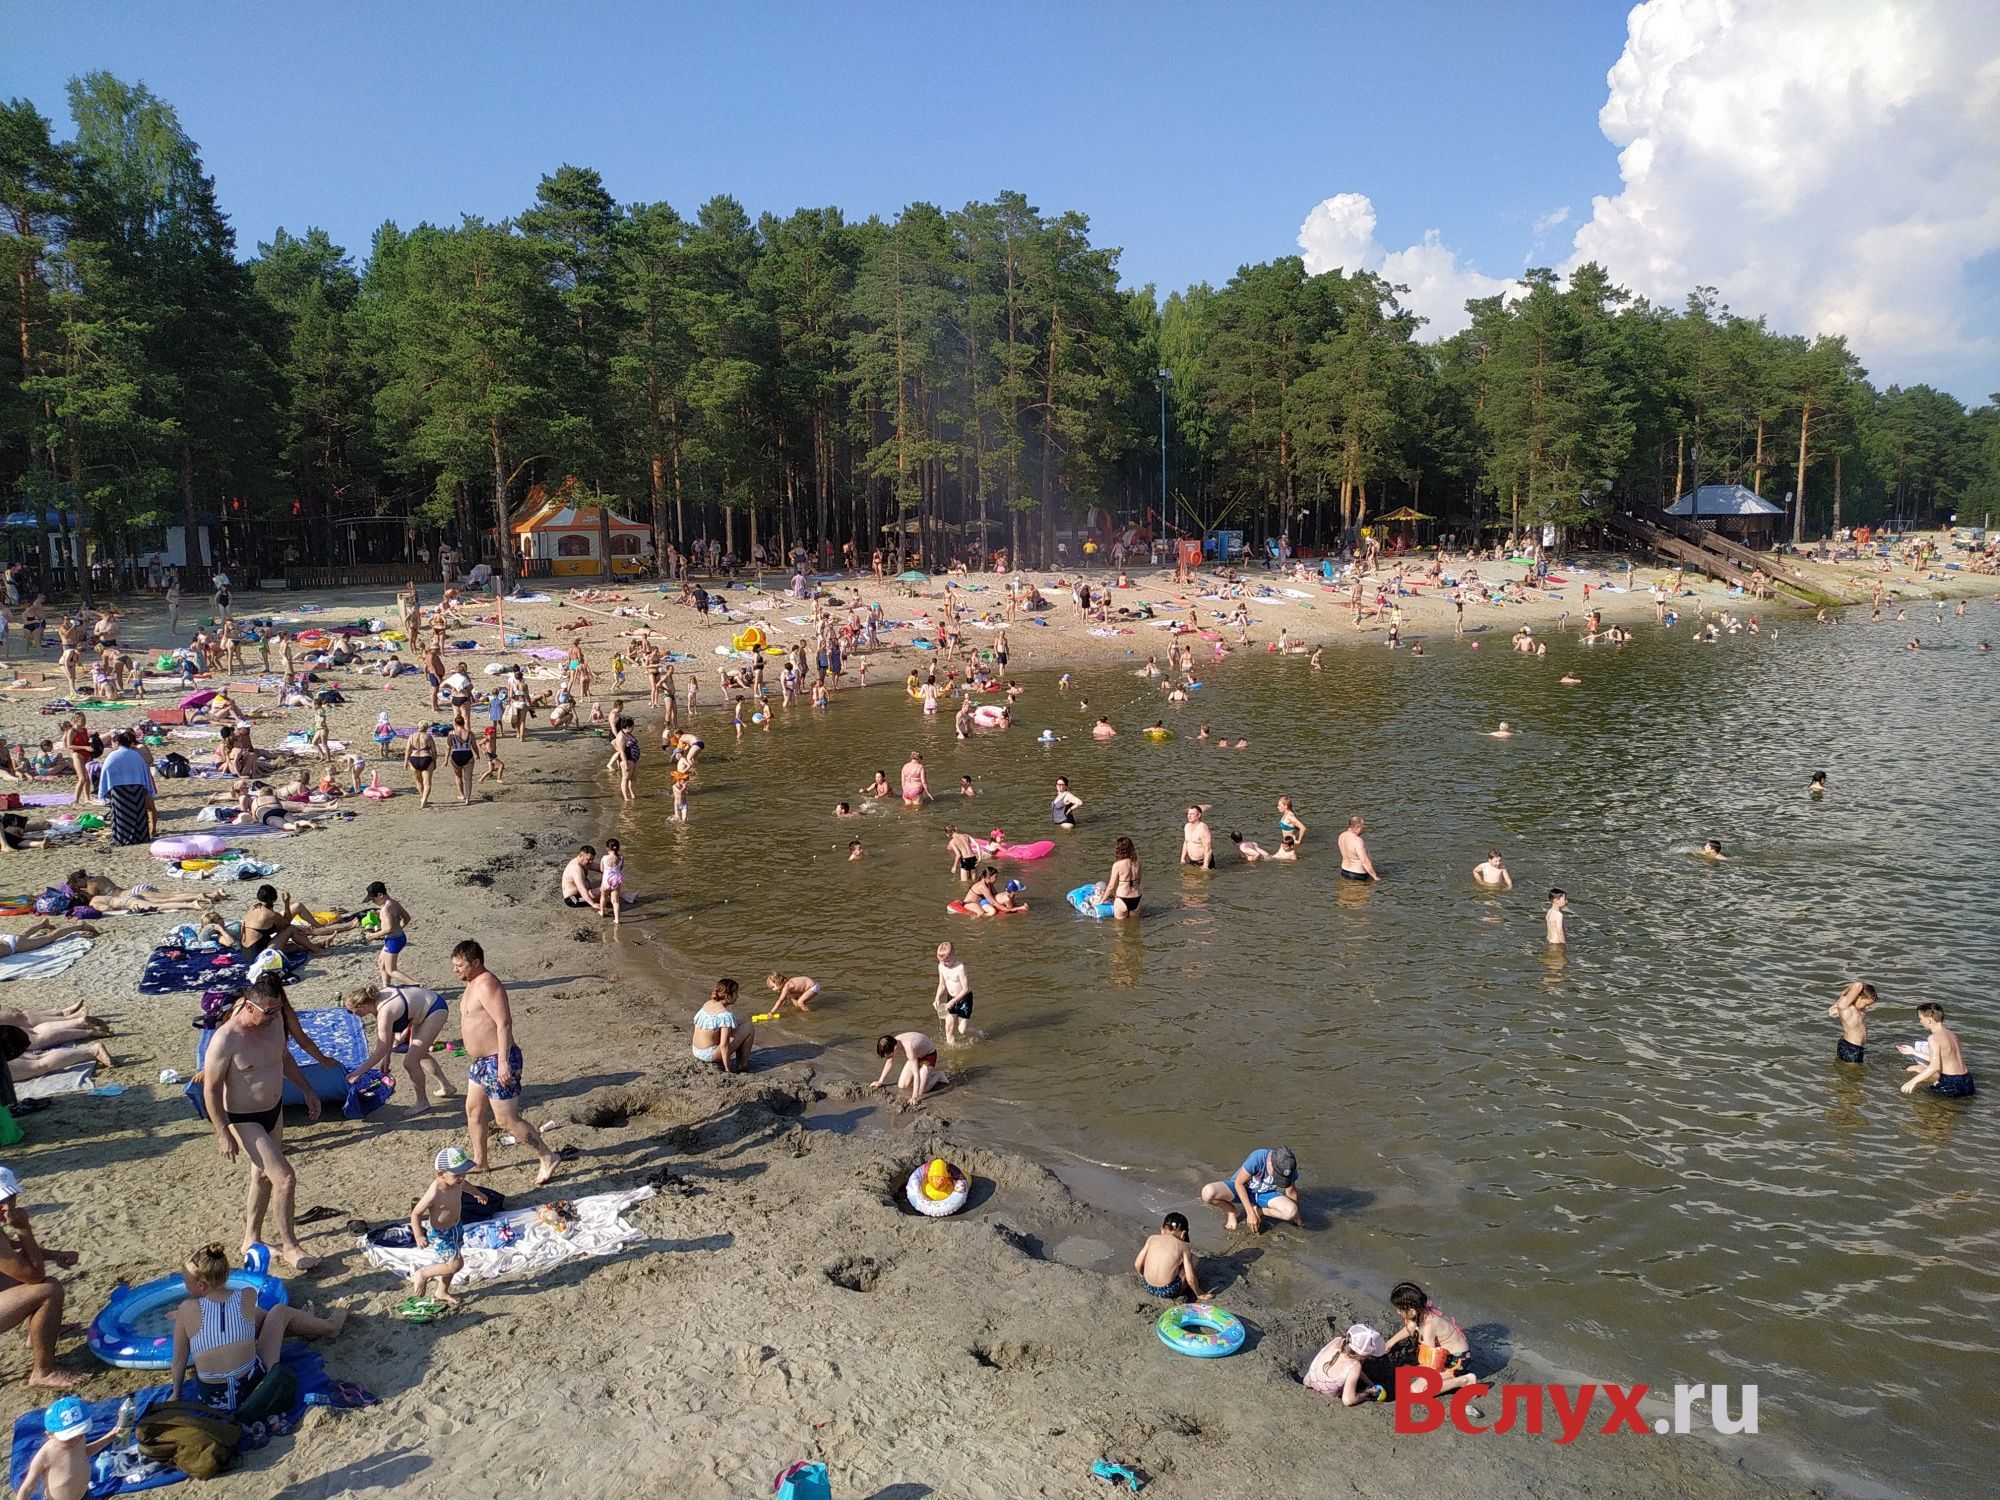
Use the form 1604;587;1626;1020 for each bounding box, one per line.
409;1147;472;1312
765;972;821;1014
1133;1212;1204;1300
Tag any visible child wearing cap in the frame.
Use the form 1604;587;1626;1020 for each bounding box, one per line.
410;1147;473;1311
1200;1146;1300;1233
17;1396;127;1500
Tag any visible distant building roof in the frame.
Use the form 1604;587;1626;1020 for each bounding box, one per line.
1668;484;1783;517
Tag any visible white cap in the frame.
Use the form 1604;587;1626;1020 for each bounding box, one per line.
0;1165;19;1202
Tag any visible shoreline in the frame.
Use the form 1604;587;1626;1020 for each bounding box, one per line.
1;556;1966;1496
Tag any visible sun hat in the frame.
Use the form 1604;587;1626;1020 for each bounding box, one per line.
1346;1323;1387;1358
43;1396;88;1440
434;1147;474;1177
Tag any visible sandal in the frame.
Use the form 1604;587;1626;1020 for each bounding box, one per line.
393;1297;451;1323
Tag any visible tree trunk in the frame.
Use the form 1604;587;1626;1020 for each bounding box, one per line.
1792;401;1812;545
597;492;613;581
490;419;515;594
1832;452;1843;534
1673;431;1685;505
1753;416;1766;497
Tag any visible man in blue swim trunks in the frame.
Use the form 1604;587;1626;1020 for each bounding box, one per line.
451;940;561;1186
1201;1146;1299;1233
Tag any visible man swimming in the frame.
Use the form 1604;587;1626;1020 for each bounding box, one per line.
1337;816;1379;881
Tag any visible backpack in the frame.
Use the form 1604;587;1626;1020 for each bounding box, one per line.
157;751;190;779
234;1360;300;1429
136;1402;241;1479
32;886;73;916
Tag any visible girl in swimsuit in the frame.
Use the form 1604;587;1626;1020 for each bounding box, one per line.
445;720;476;804
404;726;437;806
691;978;753;1072
344;984;456;1110
599;838;626;925
169;1242;346;1413
1277;795;1307;848
607;721;639;805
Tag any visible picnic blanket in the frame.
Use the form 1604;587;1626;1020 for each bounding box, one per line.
6;1348;375;1500
0;935;92;984
184;1006;385;1117
137;941;302;996
16;791;76;807
360;1187;655;1287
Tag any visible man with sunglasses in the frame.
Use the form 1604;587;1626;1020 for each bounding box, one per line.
201;975;323;1270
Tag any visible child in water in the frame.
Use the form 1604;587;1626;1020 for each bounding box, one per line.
410;1147;473;1311
932;942;976;1044
1829;981;1877;1064
599;839;625;926
1544;889;1568;945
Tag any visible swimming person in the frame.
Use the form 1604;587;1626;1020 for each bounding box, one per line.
1229;833;1272;862
1810;771;1827;796
1337;816;1379;881
200;975;322;1270
1829;981;1878;1065
1545;889;1568;946
1700;840;1728;860
1096;835;1142;918
168;1240;346;1413
871;1032;940;1107
1180;806;1215;869
1051;777;1083;828
1473;851;1512;888
1900;1003;1975;1098
1133;1212;1204;1300
1200;1146;1299;1233
452;939;562;1185
692;978;754;1073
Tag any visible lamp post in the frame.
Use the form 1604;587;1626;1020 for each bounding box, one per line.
1156;368;1172;557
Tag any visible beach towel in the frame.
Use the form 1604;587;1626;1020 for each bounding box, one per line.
137;942;302;996
15;1063;95;1098
0;935;92;984
359;1187;655;1287
184;1006;375;1116
16;791;76;807
7;1349;375;1500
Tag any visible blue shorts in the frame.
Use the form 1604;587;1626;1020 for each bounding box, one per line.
383;932;407;956
1144;1278;1184;1299
1253;1188;1289;1210
468;1045;524;1102
1931;1072;1976;1098
427;1220;464;1261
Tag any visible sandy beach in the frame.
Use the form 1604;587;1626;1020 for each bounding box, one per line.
2;544;1988;1498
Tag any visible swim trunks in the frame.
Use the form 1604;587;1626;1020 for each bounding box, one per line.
224;1102;282;1133
1340;868;1372;881
1836;1038;1865;1064
467;1045;524;1101
1144;1277;1184;1299
427;1220;465;1260
563;895;592;908
382;932;407;956
1931;1072;1976;1098
1252;1187;1289;1210
947;994;974;1020
958;855;977;873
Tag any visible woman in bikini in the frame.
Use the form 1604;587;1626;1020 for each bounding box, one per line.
1097;835;1143;919
691;978;753;1073
66;869;211;913
344;984;456;1112
445;716;478;805
168;1242;346;1414
606;719;639;805
1277;795;1307;848
404;724;438;807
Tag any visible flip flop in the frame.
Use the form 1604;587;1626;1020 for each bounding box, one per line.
296;1205;343;1225
1091;1460;1142;1493
393;1297;451;1323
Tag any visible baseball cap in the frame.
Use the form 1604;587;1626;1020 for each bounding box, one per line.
43;1396;88;1440
365;881;388;899
434;1147;474;1177
1269;1147;1297;1182
0;1166;19;1202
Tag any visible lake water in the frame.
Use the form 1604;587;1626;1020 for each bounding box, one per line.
610;601;1999;1495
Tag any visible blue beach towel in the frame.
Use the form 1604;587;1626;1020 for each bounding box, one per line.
184;1008;382;1118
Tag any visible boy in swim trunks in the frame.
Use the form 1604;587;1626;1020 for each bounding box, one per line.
365;881;416;986
933;943;975;1043
1900;1003;1975;1098
410;1146;473;1311
1829;981;1877;1064
1134;1212;1204;1300
765;972;821;1014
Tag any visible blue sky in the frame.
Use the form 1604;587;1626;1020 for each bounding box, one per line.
5;1;1994;399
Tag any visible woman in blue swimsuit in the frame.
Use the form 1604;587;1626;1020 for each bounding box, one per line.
691;977;754;1073
344;983;456;1111
1277;795;1307;848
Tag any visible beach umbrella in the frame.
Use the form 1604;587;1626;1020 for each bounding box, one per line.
1376;506;1433;523
895;569;929;583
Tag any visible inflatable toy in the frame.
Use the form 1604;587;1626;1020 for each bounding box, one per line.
1068;884;1116;919
906;1160;970;1217
973;836;1055;861
88;1244;288;1369
1156;1302;1245;1358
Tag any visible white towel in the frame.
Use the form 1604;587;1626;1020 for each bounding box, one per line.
0;935;92;983
361;1187;655;1287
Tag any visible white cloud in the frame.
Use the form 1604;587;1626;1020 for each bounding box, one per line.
1297;192;1519;338
1567;0;2000;398
1532;206;1571;236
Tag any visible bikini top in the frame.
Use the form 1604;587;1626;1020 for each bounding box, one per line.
696;1007;739;1031
190;1291;255;1360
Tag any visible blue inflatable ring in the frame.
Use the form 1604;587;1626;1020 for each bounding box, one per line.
88;1244;289;1370
1156;1302;1245;1358
1067;884;1117;920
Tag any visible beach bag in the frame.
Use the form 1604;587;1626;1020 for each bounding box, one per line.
158;752;190;779
234;1360;299;1428
136;1402;242;1478
32;886;73;916
773;1463;830;1500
